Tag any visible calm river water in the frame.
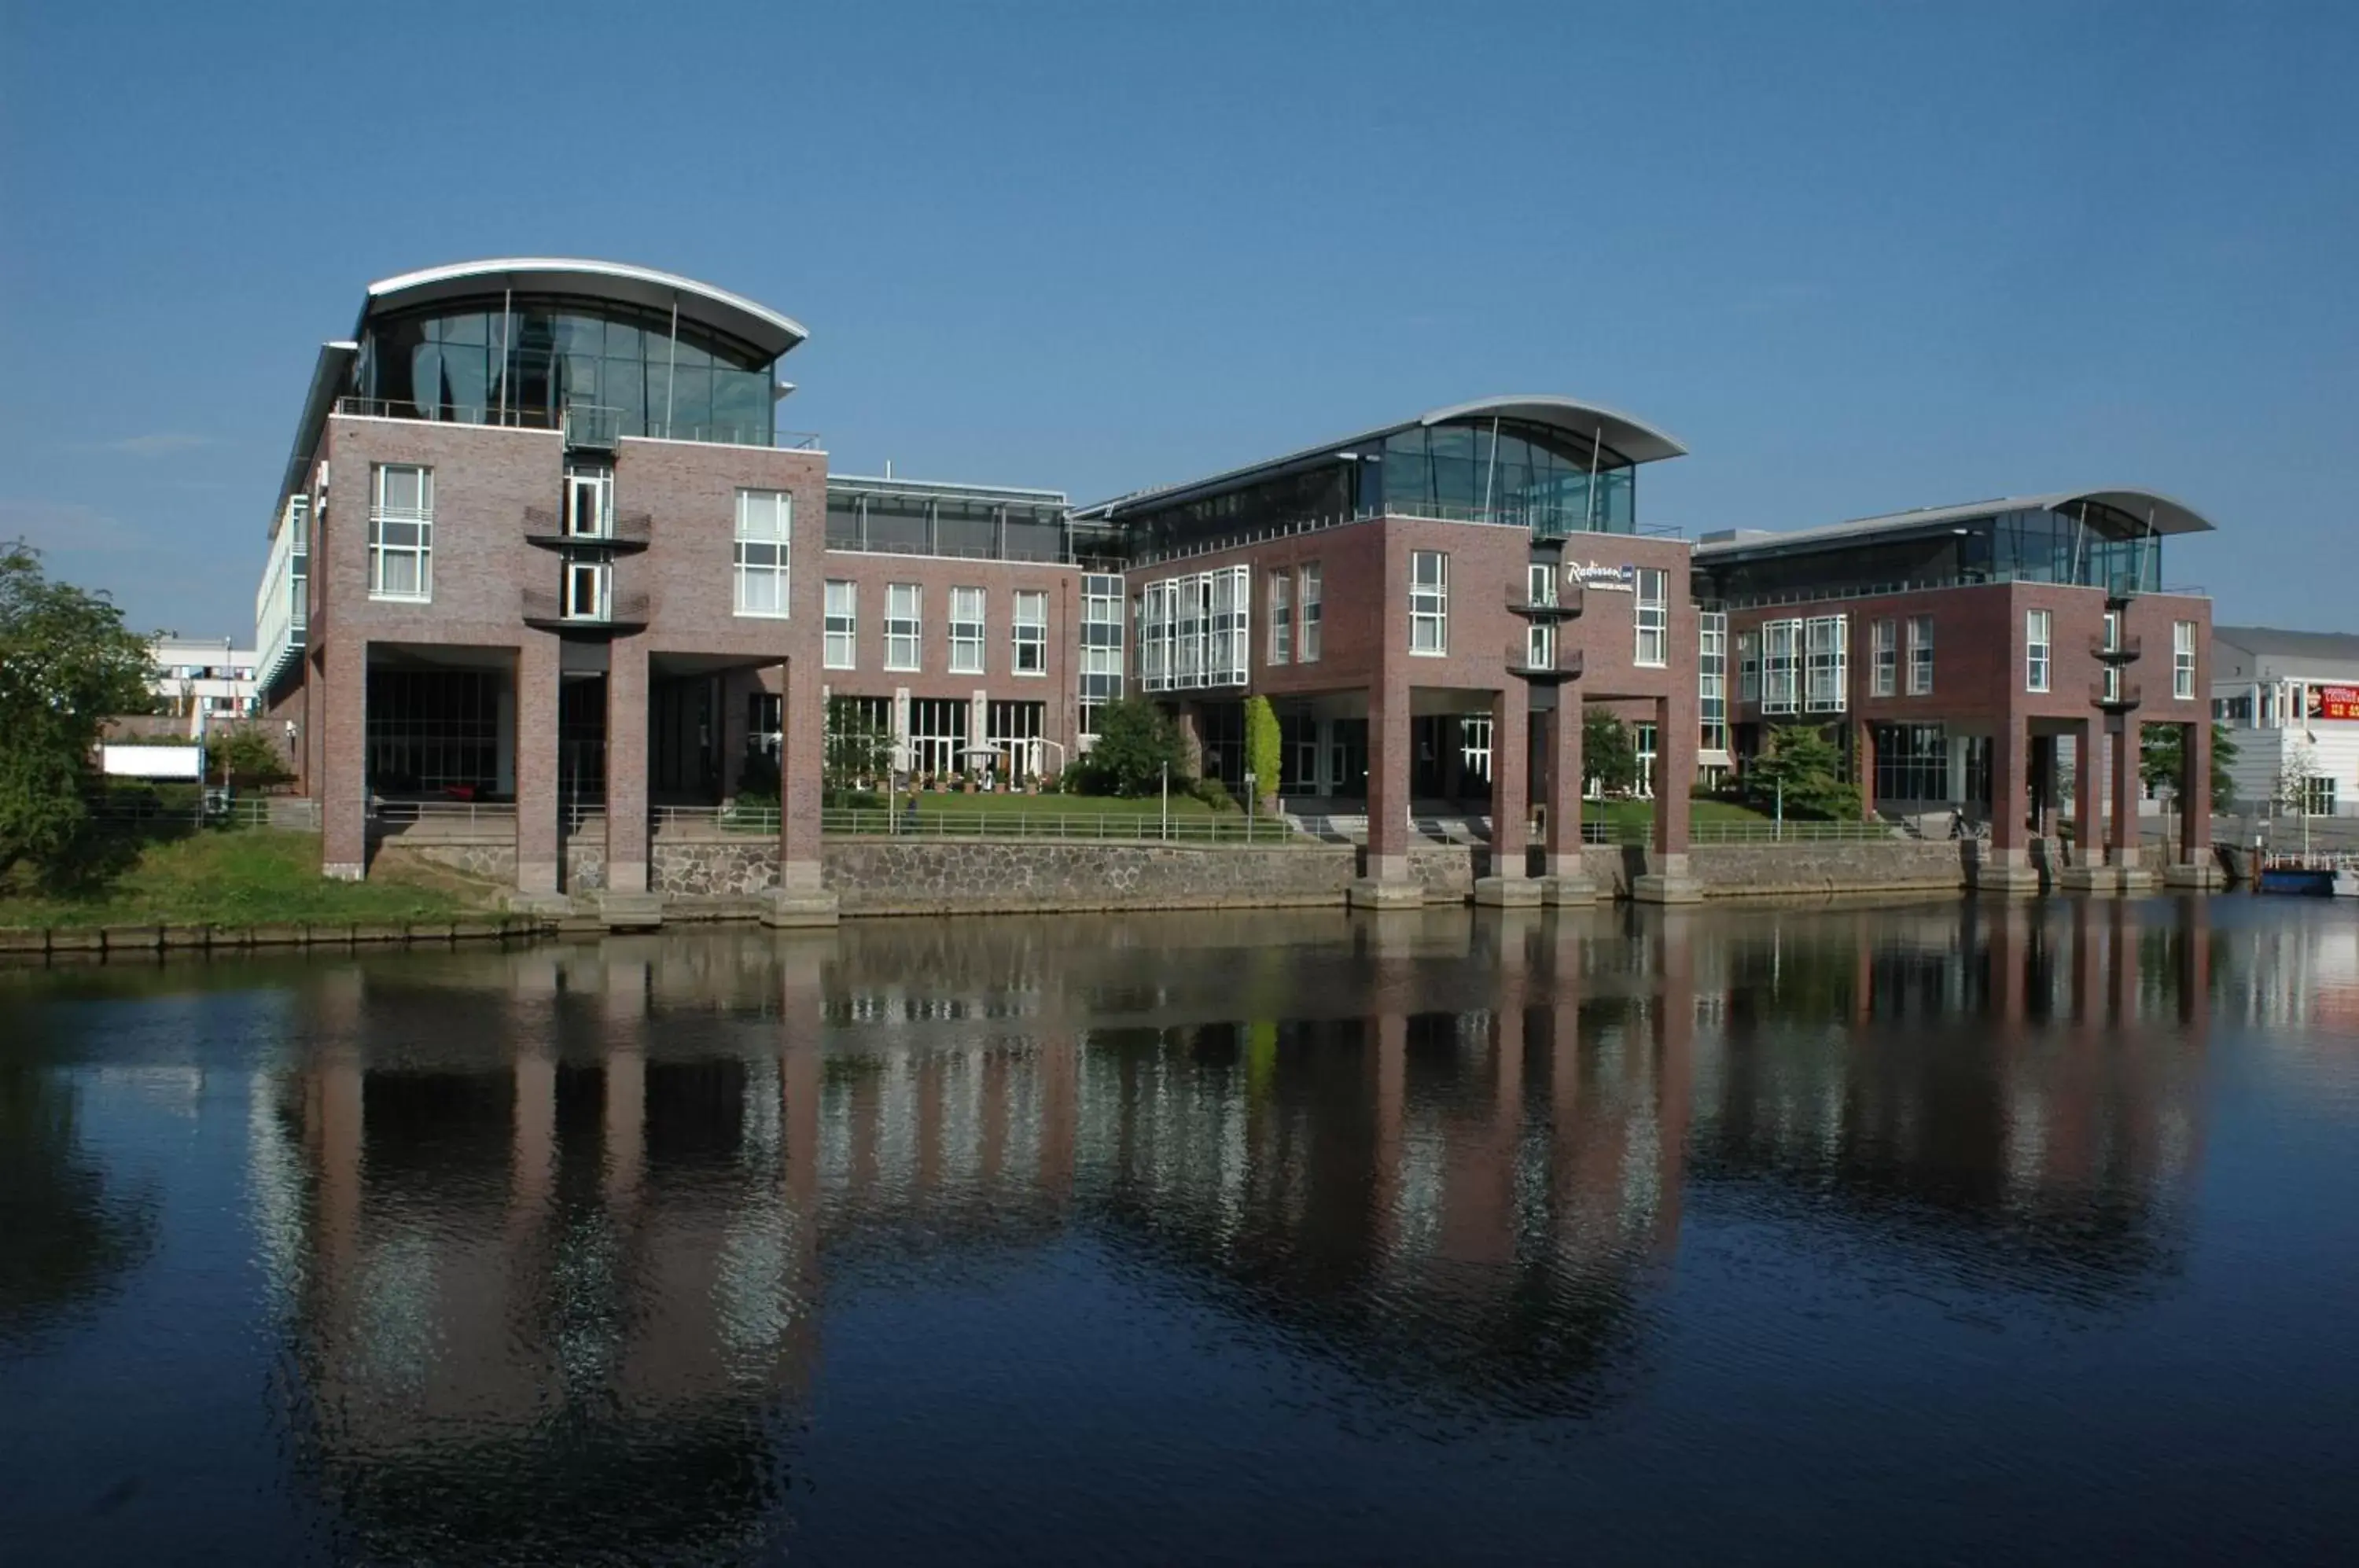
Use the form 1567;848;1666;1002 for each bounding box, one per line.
4;897;2357;1566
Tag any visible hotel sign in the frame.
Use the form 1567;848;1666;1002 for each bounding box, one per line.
2306;684;2359;722
1566;561;1636;592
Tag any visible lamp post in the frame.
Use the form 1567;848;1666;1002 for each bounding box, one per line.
1161;762;1169;841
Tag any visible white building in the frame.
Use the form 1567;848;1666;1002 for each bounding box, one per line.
150;636;259;734
2212;625;2359;818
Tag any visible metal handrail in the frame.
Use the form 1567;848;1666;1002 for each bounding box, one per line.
372;799;517;826
821;536;1089;567
333;396;821;451
520;587;651;624
1710;572;2207;613
2091;633;2144;659
820;807;1310;845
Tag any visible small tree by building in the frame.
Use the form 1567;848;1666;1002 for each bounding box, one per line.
1242;696;1283;810
823;702;894;802
1741;724;1861;820
1068;698;1185;798
208;729;293;793
2273;738;2321;819
1582;708;1640;796
2140;722;2238;814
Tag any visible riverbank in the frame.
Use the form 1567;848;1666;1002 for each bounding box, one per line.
0;830;491;931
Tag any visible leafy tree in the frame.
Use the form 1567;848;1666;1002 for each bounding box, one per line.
2140;722;2237;812
1582;708;1639;796
0;542;155;885
208;728;292;791
1242;695;1283;808
824;701;894;799
1741;723;1862;820
1068;698;1184;797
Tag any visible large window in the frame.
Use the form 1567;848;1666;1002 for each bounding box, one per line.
1804;615;1847;712
907;698;969;778
1738;631;1760;704
949;587;986;675
1378;418;1637;536
1137;566;1250;691
1871;618;1897;697
565;466;612;537
1762;618;1800;714
1908;615;1934;695
885;583;922;672
2306;776;2339;817
824;580;856;669
1698;611;1728;753
1079;573;1124;739
987;699;1046;781
1269;572;1291;664
1299;564;1321;662
1635;568;1669;668
1012;590;1047;675
2174;620;2197;699
1410;550;1448;655
2026;609;2052;693
734;489;791;617
1873;723;1950;803
368;463;432;601
366;668;497;793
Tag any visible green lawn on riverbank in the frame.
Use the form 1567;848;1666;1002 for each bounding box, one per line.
0;830;480;929
861;790;1232;817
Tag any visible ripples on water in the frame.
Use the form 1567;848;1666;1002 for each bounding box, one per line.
2;896;2357;1566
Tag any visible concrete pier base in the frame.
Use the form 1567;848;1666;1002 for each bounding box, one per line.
759;888;841;928
1971;849;2043;895
1473;876;1542;908
1348;878;1425;911
1632;855;1703;905
2164;860;2227;891
1536;873;1604;906
590;891;664;931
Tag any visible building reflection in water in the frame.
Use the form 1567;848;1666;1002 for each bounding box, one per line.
244;896;2223;1557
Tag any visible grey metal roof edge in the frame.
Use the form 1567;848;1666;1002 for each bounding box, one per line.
827;473;1069;504
2212;625;2359;660
1073;395;1686;520
1692;488;2219;558
361;257;808;362
270;340;359;537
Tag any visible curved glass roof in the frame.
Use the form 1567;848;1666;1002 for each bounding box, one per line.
362;258;808;364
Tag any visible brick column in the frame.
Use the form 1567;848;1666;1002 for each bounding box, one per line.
1489;690;1528;875
516;636;561;896
2108;716;2141;868
1990;715;2026;856
320;640;366;881
605;635;650;894
2180;720;2211;862
780;653;826;885
2074;716;2103;867
1352;675;1419;906
1542;699;1592;903
1634;690;1699;903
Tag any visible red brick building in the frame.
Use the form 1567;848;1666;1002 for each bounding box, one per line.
1692;491;2221;891
1076;397;1703;905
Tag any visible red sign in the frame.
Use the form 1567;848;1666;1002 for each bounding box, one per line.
2308;685;2359;722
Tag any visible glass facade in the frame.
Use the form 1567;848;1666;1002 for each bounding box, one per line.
1138;567;1251;692
1078;574;1124;739
1378;419;1635;535
356;296;776;447
1704;501;2166;606
1698;612;1728;753
1873;723;1949;803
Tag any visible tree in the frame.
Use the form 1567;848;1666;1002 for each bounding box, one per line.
2140;722;2238;813
1582;708;1639;796
1068;698;1184;797
1242;695;1283;808
823;701;893;800
1741;723;1862;820
208;729;292;792
2273;737;2321;819
0;542;155;885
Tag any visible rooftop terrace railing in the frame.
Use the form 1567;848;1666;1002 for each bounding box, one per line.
1706;572;2207;613
820;536;1124;571
333;396;820;451
1127;505;1680;569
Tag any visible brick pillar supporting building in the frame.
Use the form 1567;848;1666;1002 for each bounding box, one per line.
2173;719;2217;885
516;637;561;896
1475;689;1536;906
1973;715;2042;893
2074;716;2103;871
2109;717;2144;870
603;636;651;900
1540;701;1599;904
762;652;835;925
320;641;367;882
1635;688;1700;903
1352;676;1419;907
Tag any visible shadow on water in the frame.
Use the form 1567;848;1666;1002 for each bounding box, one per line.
5;893;2358;1562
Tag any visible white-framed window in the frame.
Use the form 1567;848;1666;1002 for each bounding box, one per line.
1012;589;1047;675
1079;573;1124;738
2174;620;2197;700
368;463;432;601
885;583;922;672
1634;567;1669;667
2306;776;2339;817
1871;618;1897;697
823;580;856;670
907;698;968;778
1527;620;1556;671
1527;562;1556;608
734;489;791;617
1763;618;1801;714
563;558;610;620
565;466;612;538
2026;609;2052;693
1907;615;1934;695
2101;610;2122;703
1410;550;1448;655
1803;614;1848;712
1738;631;1760;704
949;586;986;675
1135;566;1250;690
1298;563;1322;662
1269;572;1292;664
1698;610;1728;751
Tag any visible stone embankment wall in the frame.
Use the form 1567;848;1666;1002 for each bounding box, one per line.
384;832;1976;913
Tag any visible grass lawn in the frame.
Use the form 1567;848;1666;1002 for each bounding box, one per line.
1592;798;1773;833
845;790;1235;818
0;830;483;929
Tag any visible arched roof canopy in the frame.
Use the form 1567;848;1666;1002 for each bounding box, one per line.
362;258;808;366
1415;396;1687;466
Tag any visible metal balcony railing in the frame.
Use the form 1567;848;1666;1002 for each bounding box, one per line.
520;586;650;628
1506;583;1585;620
2092;678;2144;710
2091;632;2144;661
334;396;822;452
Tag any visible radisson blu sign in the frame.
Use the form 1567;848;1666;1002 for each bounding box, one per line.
1566;561;1636;592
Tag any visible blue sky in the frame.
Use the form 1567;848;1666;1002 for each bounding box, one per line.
2;0;2353;637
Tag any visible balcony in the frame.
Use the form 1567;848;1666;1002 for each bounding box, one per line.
521;585;649;636
1506;583;1586;621
524;506;652;554
2090;632;2143;663
1507;640;1583;685
2091;677;2143;714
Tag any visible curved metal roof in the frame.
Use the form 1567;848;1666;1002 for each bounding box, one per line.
1415;395;1687;464
1694;488;2218;557
362;258;808;363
